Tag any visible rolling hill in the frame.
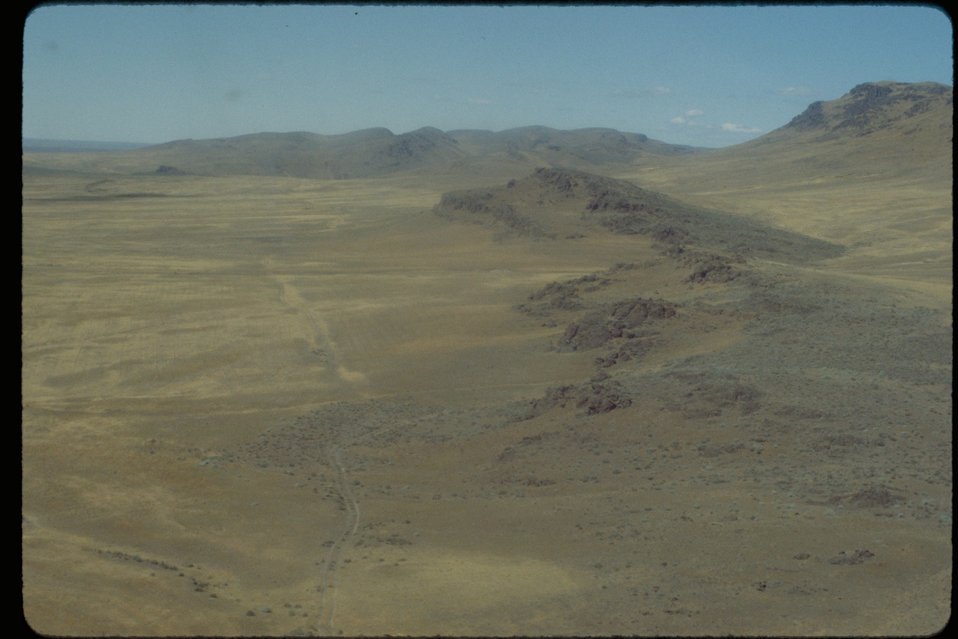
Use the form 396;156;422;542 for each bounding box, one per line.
447;126;698;166
22;124;700;179
629;80;952;190
134;126;467;179
624;81;953;287
434;166;843;265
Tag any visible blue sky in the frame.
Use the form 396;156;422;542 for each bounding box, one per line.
22;3;953;148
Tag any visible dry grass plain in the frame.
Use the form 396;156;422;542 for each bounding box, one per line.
22;151;950;636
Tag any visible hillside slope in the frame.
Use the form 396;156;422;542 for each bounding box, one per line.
625;81;952;288
447;126;698;169
434;166;842;265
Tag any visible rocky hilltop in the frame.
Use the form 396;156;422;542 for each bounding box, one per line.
635;80;953;200
741;81;953;175
782;81;952;138
434;166;843;265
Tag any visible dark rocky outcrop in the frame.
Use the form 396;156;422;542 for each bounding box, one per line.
433;190;549;238
558;298;678;352
781;81;953;138
524;379;633;417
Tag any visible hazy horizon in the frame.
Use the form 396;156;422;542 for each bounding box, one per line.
22;4;952;149
21;77;955;152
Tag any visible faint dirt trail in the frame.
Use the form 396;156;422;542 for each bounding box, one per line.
315;444;361;634
261;257;367;634
262;258;367;384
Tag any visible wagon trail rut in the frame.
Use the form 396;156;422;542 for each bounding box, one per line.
264;258;367;385
315;445;360;633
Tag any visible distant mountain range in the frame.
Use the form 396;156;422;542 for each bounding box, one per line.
21;139;151;153
22;81;952;181
83;125;699;180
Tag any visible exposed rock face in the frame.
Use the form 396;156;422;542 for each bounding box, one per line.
558;298;678;352
433;190;548;238
782;81;953;138
516;274;612;315
436;166;842;277
524;379;633;417
841;82;950;128
785;101;827;131
683;253;742;283
529;166;658;204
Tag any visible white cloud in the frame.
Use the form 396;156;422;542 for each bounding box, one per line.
721;122;763;134
777;85;814;96
653;86;671;96
671;108;706;126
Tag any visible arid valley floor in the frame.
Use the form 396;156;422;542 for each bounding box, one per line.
21;81;952;635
